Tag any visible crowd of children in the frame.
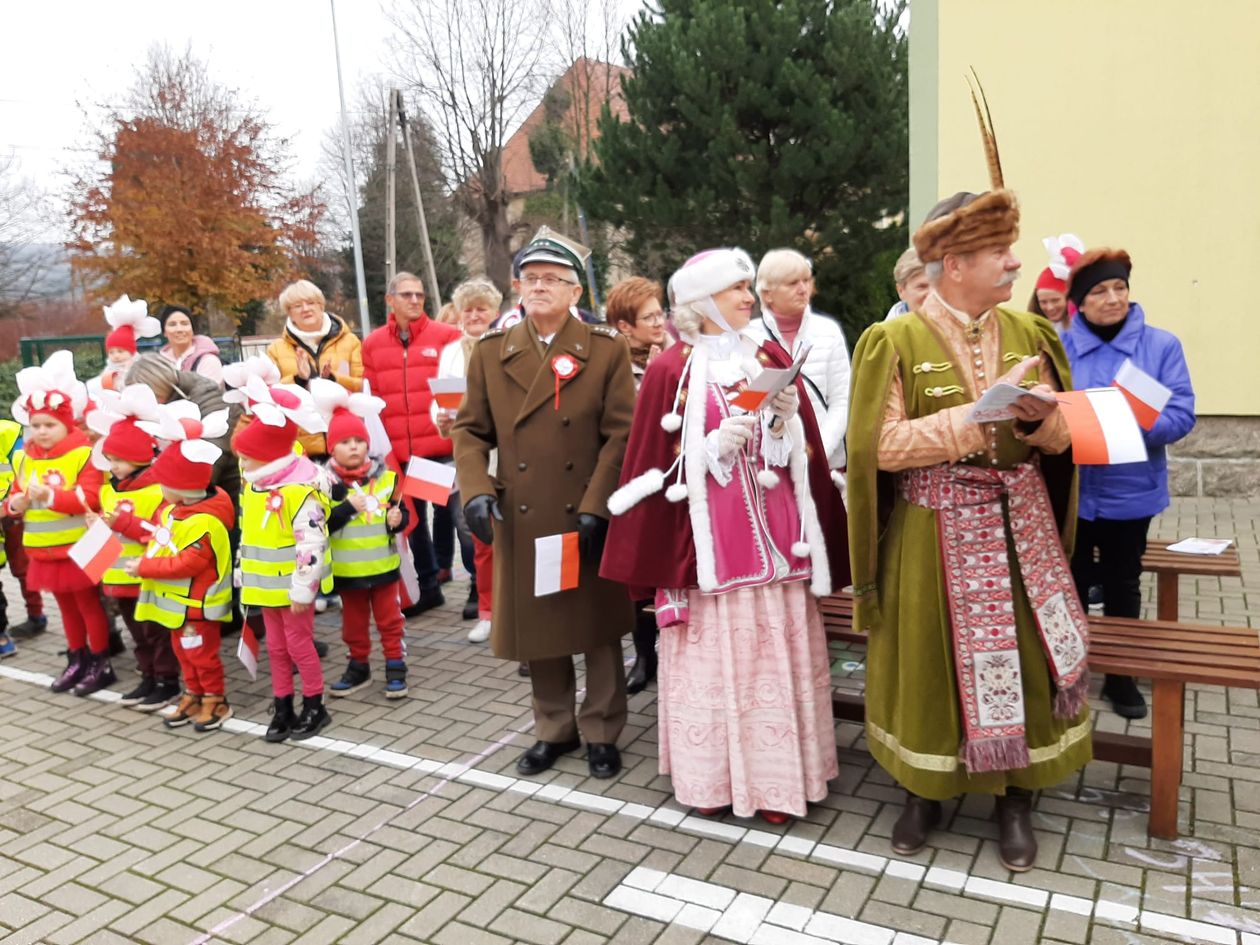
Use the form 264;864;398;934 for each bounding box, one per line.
3;334;416;743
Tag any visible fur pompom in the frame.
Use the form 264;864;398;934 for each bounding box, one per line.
607;468;665;515
660;412;682;433
757;468;780;489
665;482;689;502
791;541;810;558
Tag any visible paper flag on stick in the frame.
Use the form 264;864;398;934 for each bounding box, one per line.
1113;359;1172;431
428;377;466;411
401;456;457;505
237;624;260;680
396;535;419;608
1056;388;1148;465
68;519;124;583
535;532;580;596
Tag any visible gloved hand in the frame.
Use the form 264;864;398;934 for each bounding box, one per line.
578;513;609;562
714;414;756;461
768;385;799;422
464;494;502;545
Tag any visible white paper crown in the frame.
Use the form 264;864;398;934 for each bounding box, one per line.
308;377;386;427
239;376;326;432
1042;233;1085;281
136;401;227;467
12;350;89;425
103;295;162;339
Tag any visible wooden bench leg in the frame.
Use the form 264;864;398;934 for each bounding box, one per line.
1156;572;1179;623
1149;679;1185;839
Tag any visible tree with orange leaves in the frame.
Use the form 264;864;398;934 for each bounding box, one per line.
68;47;325;326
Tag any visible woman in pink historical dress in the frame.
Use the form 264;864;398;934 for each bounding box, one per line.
601;249;848;824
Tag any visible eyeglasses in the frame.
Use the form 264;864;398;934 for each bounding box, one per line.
392;291;425;301
520;274;578;288
638;313;666;325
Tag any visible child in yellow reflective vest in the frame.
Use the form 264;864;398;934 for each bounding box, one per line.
4;351;111;694
310;379;409;699
232;382;332;743
85;386;178;710
0;417;23;658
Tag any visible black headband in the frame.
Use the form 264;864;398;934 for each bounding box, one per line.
1068;260;1130;308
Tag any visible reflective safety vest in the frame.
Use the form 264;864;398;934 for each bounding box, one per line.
135;507;234;629
17;445;93;550
0;420;21;568
329;471;400;580
98;480;166;586
238;482;332;607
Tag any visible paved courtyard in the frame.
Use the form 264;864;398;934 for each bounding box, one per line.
2;496;1258;945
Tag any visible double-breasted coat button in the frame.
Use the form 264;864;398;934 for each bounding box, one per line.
518;461;527;471
565;503;575;512
561;417;570;426
564;461;574;470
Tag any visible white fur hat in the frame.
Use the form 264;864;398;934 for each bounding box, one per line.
669;248;756;307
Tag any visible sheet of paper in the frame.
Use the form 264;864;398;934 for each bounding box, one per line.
730;342;812;411
1165;537;1233;555
966;382;1057;423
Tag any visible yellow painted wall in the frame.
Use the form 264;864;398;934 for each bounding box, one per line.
911;0;1260;415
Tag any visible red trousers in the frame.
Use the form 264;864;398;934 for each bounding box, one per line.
340;581;405;662
54;588;109;653
3;517;43;618
172;620;224;696
473;536;493;621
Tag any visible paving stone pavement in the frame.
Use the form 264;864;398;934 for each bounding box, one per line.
1;496;1258;945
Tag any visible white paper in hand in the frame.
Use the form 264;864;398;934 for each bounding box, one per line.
967;383;1057;423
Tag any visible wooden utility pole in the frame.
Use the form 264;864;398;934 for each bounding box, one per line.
384;88;398;285
395;93;443;314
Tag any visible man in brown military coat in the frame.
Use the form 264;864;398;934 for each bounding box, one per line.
452;229;636;779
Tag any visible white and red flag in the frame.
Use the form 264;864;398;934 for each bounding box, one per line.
1113;359;1172;431
401;456;457;505
1056;388;1149;465
237;623;260;680
68;518;124;583
427;377;466;411
534;532;580;597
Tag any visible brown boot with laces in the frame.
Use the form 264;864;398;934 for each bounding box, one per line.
164;692;202;729
192;694;233;732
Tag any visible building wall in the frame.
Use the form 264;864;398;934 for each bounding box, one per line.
910;0;1260;418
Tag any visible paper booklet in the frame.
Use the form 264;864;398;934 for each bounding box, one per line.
1165;538;1234;556
966;382;1058;423
730;342;812;412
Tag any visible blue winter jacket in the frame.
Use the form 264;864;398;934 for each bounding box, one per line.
1062;303;1195;521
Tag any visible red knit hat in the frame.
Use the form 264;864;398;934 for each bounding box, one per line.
151;437;216;491
1035;234;1084;295
140;406;226;492
232;415;299;463
23;391;77;431
101;417;156;464
327;407;369;448
309;378;386;452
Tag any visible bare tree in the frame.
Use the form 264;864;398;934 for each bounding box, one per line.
387;0;557;293
0;154;55;321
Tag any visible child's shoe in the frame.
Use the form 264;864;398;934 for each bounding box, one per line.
136;677;181;712
73;652;117;696
164;692;202;728
0;633;16;659
467;620;491;644
384;659;408;699
10;615;47;638
329;660;371;697
119;676;156;706
290;694;330;740
50;648;87;692
265;695;296;743
193;695;233;732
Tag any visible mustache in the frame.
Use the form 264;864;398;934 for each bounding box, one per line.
995;269;1021;288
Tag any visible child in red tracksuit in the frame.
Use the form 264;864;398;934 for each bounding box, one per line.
5;351;111;695
86;387;179;710
130;404;236;732
310;379;410;699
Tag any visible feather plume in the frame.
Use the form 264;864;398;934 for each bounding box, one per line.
967;68;1003;190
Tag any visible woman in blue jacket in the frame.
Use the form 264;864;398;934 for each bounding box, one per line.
1062;248;1196;720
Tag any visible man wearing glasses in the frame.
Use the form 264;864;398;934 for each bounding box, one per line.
452;228;637;780
362;272;462;616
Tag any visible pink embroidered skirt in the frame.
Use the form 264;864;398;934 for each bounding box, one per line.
658;580;838;817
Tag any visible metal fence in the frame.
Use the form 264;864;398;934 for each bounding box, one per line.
19;334;245;369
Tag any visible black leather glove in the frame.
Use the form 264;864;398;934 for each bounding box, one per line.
578;512;609;562
464;494;502;545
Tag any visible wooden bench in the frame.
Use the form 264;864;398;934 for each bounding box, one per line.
821;591;1260;839
1140;539;1242;621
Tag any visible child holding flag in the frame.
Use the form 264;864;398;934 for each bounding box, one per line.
233;378;333;742
0;418;23;658
129;403;236;730
85;386;180;710
310;379;410;699
4;351;112;695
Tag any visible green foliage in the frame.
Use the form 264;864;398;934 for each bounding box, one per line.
580;0;908;340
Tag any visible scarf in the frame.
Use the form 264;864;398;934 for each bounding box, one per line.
286;313;333;353
328;458;373;486
898;461;1089;773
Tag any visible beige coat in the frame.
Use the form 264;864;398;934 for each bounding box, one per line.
452;315;636;661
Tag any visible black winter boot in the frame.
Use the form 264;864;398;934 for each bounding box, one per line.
626;612;658;695
291;694;331;741
265;695;297;743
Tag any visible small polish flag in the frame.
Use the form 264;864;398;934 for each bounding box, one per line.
1113;359;1172;431
396;535;420;608
68;518;124;583
535;532;580;596
1056;388;1149;465
402;456;457;505
428;377;466;411
237;623;260;680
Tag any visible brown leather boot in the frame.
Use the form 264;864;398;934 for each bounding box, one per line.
891;793;942;855
994;790;1038;872
192;694;233;732
164;692;201;729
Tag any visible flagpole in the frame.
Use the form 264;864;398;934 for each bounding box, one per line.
330;0;372;336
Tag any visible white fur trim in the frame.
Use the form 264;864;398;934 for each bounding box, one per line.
682;341;719;591
607;468;665;516
791;541;811;558
660;412;682;433
665;482;688;502
757;468;780;489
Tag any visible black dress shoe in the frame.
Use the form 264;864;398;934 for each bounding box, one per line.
587;743;621;779
516;739;581;776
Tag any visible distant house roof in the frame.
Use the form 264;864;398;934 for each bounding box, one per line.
501;58;631;197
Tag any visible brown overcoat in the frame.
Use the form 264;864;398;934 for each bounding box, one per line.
452;315;636;661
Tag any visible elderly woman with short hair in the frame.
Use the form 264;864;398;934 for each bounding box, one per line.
747;248;852;470
267;279;363;457
885;248;930;320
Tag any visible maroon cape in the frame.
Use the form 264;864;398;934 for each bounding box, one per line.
600;339;850;599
